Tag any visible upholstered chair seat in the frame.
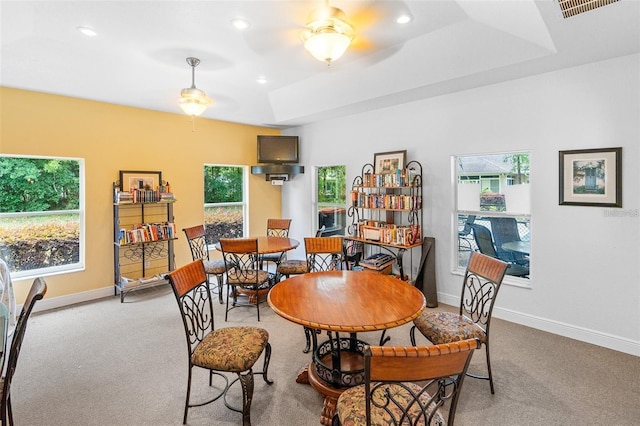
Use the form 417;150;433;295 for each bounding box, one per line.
203;259;226;275
413;311;487;345
226;268;271;286
276;259;309;278
335;382;446;426
192;326;269;372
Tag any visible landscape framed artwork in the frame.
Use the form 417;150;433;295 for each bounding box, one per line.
559;147;621;207
374;150;406;174
119;170;162;192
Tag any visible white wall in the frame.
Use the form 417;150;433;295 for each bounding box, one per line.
282;54;640;356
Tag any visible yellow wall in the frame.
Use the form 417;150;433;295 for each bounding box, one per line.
0;87;282;303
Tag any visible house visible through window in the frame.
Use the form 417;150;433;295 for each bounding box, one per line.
204;165;247;244
315;165;347;236
455;153;531;282
0;155;84;278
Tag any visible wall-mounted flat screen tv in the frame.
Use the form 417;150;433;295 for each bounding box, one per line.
257;135;299;164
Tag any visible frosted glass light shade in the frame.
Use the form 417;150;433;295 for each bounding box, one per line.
304;31;351;64
178;87;211;116
301;5;353;65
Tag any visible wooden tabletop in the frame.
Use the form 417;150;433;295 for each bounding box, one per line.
256;236;299;254
216;236;299;254
268;270;425;333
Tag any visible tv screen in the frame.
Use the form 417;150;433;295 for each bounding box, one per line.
257;135;299;164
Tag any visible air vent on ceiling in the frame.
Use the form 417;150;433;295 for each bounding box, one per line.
558;0;620;19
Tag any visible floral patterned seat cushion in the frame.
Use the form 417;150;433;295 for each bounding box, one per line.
192;326;269;372
336;382;446;426
413;311;486;345
276;260;309;276
226;268;271;286
203;259;225;275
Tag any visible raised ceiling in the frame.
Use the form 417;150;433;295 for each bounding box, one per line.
1;1;638;128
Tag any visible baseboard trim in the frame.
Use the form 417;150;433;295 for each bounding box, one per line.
31;287;115;313
436;292;639;356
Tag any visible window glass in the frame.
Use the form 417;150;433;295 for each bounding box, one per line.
316;165;347;236
0;155;84;278
455;153;531;281
204;165;247;244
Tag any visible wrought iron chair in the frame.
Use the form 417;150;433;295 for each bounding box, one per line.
333;339;480;426
219;238;272;321
343;238;364;270
276;225;325;282
183;224;225;304
471;224;529;277
305;236;346;273
259;218;292;272
300;236;347;353
166;260;272;425
1;277;47;426
410;252;508;393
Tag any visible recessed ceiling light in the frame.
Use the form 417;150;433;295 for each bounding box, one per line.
257;77;267;84
231;18;250;30
76;26;97;36
396;15;412;24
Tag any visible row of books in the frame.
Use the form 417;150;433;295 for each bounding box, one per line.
115;189;175;204
362;171;418;188
354;222;420;246
351;192;421;210
118;222;176;244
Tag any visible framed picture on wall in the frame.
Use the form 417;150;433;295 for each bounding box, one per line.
559;147;621;207
119;170;162;192
374;150;406;174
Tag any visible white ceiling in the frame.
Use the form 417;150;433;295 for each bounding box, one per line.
1;1;638;129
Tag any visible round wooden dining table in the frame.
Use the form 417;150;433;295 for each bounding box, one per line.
268;270;426;425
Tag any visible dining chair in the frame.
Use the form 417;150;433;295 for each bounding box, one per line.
1;277;47;426
219;238;272;321
410;252;508;393
343;239;363;270
300;236;346;353
471;224;529;277
333;339;480;426
182;224;226;304
259;218;292;272
166;260;272;425
305;236;345;272
275;225;325;282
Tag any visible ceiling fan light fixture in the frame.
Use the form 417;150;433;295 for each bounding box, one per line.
178;57;211;117
301;5;354;65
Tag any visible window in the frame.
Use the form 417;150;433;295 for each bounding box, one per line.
315;165;347;236
0;155;84;278
455;153;531;282
204;165;247;244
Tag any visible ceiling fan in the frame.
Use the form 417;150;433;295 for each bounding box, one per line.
241;1;420;66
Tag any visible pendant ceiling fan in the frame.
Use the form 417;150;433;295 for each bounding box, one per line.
240;1;434;67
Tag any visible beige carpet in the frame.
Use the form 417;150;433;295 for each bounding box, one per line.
11;285;640;425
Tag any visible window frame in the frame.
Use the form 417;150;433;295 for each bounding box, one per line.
313;165;347;236
203;164;248;245
452;152;531;288
0;154;85;279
